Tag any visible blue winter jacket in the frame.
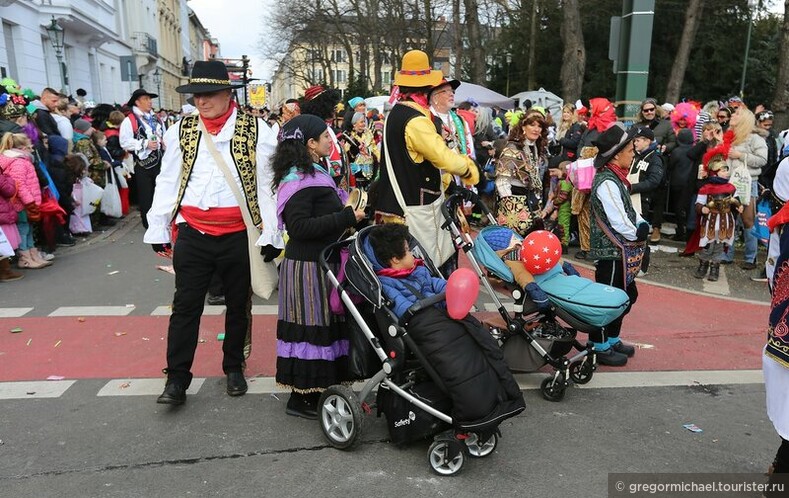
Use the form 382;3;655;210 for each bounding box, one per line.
362;237;447;319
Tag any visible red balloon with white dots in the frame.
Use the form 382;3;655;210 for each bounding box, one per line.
519;230;562;275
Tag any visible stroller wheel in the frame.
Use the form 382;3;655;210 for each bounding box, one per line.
318;385;363;450
428;439;465;476
569;359;595;385
465;432;498;458
540;374;566;402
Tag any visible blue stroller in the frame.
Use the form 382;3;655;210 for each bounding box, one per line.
440;190;630;401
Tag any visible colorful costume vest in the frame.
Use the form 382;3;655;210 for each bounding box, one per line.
173;112;261;226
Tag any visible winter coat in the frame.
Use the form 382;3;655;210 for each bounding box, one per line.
559;122;585;161
0;171;18;224
630;143;665;203
729;129;768;181
669;129;695;189
104;127;127;162
639;117;677;154
0;150;41;210
362;236;447;319
30;100;60;137
0;118;22;135
73;133;107;188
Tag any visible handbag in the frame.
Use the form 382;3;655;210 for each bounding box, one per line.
100;169;122;218
753;197;772;245
382;119;454;267
199;120;279;300
567;157;595;193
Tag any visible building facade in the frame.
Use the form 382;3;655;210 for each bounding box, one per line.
0;0;216;109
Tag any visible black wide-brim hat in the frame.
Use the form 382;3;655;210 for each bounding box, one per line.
127;88;158;108
176;60;245;94
592;124;638;169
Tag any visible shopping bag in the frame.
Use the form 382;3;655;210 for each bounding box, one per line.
567;157;595;193
80;177;104;215
100;170;122;218
753;197;772;246
0;226;14;257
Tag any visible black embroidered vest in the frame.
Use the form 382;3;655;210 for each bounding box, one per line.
174;112;261;226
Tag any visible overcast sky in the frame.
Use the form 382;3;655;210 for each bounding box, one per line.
188;0;275;82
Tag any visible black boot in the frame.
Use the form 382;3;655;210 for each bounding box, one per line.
708;263;720;282
693;260;710;279
286;391;318;420
672;226;687;241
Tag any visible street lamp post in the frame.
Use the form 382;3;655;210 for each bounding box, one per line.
152;67;162;109
505;53;512;97
739;0;758;98
45;16;69;95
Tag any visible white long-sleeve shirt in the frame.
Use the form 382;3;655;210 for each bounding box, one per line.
142;108;283;249
119;107;162;160
595;179;645;242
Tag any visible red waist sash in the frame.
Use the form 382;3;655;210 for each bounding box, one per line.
180;205;245;236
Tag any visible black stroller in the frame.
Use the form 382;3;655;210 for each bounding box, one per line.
317;226;525;476
440;190;614;402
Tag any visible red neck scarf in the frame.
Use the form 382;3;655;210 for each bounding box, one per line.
605;163;631;190
201;102;237;135
376;259;424;278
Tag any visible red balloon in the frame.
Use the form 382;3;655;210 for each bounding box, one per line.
446;268;480;319
519;230;562;275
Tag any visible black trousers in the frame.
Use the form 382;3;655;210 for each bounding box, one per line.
135;164;160;229
165;224;252;386
594;259;638;341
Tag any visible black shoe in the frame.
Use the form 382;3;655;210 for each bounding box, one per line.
98;216;118;227
741;262;757;271
693;260;710;279
207;294;226;306
594;348;628;367
286;391;318;420
56;235;76;247
226;372;248;396
575;250;588;260
720;260;733;265
157;381;186;405
611;340;636;358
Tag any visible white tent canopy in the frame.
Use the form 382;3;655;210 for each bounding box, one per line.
454;81;516;109
510;88;564;123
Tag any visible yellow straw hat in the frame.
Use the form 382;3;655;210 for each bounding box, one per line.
393;50;444;88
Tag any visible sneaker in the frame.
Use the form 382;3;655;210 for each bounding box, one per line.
637;270;647;277
611;341;636;358
594;348;628;367
39;251;55;262
751;268;768;282
741;262;757;271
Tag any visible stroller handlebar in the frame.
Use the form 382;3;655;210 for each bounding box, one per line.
401;292;447;325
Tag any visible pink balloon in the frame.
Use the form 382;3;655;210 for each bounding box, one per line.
446;268;480;319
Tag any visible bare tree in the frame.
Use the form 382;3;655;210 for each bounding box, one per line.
559;0;585;102
527;0;538;89
453;0;464;78
773;0;789;129
664;0;705;103
464;0;487;83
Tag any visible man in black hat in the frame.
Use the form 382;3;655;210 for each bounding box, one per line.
144;60;284;405
120;88;162;229
589;124;650;367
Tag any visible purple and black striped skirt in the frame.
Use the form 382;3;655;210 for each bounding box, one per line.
275;257;350;393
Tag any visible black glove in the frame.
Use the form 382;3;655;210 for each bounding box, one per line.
562;262;580;276
525;282;551;311
260;244;282;262
151;243;171;254
636;223;650;242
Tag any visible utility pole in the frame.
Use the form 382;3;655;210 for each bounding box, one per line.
610;0;655;118
527;0;538;90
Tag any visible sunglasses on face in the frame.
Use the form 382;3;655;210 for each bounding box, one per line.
642;107;655;113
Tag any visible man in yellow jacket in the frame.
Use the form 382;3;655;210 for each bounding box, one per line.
374;50;478;273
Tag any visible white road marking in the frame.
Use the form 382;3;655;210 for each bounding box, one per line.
0;380;76;399
150;305;279;316
0;307;34;318
150;306;173;316
48;306;136;317
251;305;279;315
97;378;205;396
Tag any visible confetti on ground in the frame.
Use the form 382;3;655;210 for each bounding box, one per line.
141;337;150;341
633;342;655;350
47;375;65;381
216;333;225;341
10;327;22;333
683;423;703;433
156;265;175;275
125;304;135;308
53;340;62;348
77;317;85;323
119;382;131;389
26;339;31;346
198;339;206;343
107;270;120;275
114;332;127;337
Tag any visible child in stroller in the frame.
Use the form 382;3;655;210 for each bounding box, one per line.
316;224;525;475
